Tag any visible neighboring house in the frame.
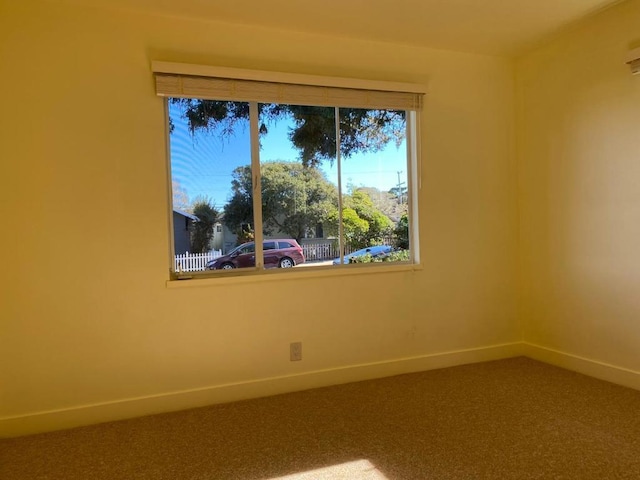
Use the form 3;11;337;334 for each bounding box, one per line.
211;214;241;254
173;209;199;255
211;221;235;254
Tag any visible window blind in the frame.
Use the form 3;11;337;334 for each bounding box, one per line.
154;64;423;111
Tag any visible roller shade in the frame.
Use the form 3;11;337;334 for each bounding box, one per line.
154;65;423;111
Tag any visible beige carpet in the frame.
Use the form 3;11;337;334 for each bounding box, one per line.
2;357;640;479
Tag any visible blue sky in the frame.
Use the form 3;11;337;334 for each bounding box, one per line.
168;102;408;210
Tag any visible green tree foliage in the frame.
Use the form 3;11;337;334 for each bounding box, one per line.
344;189;394;248
223;166;254;240
170;99;405;167
393;212;410;249
190;197;219;253
326;189;394;249
224;162;339;242
326;207;370;248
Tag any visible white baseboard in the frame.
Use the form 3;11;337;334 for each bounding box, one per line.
1;342;521;438
522;342;640;391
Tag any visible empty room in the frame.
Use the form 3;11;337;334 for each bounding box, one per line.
1;0;640;478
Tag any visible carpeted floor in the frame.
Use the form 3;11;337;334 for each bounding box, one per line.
2;357;640;479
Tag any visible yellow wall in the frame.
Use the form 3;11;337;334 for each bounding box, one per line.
0;1;519;435
517;0;640;372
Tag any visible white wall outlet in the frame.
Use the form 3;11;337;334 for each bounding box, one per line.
290;342;302;361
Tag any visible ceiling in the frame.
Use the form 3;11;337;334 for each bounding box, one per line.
65;0;622;56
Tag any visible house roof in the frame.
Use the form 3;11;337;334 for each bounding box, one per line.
173;209;199;222
59;0;622;56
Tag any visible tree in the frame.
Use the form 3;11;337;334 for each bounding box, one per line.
358;186;407;223
170;99;406;167
172;180;190;211
190;197;219;253
325;189;394;250
394;213;410;249
389;186;408;207
327;207;369;249
224;162;338;242
345;189;394;245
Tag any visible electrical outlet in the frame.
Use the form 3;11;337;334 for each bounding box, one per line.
290;342;302;361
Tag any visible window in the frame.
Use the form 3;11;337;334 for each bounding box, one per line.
239;244;255;255
155;62;423;278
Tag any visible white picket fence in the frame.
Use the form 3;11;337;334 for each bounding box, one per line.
301;242;355;261
175;251;222;273
301;237;396;261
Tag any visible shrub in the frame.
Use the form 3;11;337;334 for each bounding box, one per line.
350;249;410;264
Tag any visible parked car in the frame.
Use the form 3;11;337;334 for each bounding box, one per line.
206;239;305;270
332;245;393;265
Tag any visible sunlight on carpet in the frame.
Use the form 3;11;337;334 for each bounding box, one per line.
266;459;388;479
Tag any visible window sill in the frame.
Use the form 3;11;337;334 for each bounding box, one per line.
166;262;423;289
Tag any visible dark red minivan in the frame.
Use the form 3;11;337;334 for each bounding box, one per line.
205;239;305;270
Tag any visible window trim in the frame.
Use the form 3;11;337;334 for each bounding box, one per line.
158;62;425;281
167;261;424;288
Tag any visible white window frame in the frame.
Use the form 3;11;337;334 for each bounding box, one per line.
155;62;425;280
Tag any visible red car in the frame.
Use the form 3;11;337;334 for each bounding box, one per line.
206;239;305;270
